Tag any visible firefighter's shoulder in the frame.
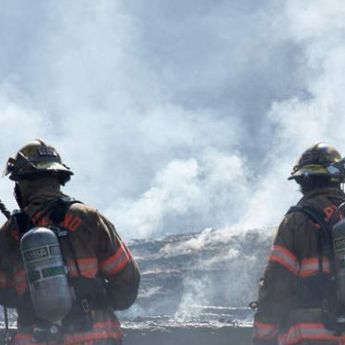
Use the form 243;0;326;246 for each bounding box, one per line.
67;201;99;215
0;220;11;242
61;201;106;230
281;209;304;227
278;207;311;237
66;201;114;230
0;212;23;237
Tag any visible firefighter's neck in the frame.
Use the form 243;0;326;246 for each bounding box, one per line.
16;177;61;208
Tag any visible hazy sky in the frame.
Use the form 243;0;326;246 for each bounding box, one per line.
1;0;345;238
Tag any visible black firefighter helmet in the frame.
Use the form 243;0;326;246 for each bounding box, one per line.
4;139;73;184
288;143;345;184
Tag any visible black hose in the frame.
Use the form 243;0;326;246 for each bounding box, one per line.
0;200;10;220
0;200;10;338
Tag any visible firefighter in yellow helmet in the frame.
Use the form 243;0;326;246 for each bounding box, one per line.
0;139;140;345
253;143;345;345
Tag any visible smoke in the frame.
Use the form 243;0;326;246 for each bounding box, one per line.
0;0;344;240
171;0;345;314
124;227;273;318
111;150;251;238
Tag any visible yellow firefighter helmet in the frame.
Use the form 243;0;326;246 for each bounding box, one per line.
4;139;73;184
289;143;344;183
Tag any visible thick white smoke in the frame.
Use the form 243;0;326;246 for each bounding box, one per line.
0;0;344;241
171;0;345;314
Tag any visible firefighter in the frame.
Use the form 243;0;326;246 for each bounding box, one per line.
0;139;140;345
253;143;345;345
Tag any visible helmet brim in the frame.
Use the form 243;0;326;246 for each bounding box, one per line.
288;164;329;180
8;161;73;181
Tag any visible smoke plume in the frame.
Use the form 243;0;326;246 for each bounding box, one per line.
0;0;344;241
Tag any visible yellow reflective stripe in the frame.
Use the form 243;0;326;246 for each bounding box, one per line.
299;257;330;277
14;333;41;345
64;319;123;344
15;321;123;345
278;322;345;345
67;257;98;278
269;245;299;274
100;244;130;275
254;320;278;340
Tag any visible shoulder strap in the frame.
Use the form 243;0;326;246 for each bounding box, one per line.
48;197;84;278
13;211;33;235
288;206;330;230
49;196;82;224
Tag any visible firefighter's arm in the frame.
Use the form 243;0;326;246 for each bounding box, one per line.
0;222;20;308
253;213;300;345
96;213;140;310
0;272;18;308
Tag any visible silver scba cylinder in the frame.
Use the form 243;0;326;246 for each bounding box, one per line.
332;219;345;305
20;227;72;323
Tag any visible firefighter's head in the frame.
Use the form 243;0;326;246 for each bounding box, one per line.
4;139;73;184
4;139;73;207
289;143;345;193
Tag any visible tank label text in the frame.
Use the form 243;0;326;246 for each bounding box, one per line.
334;237;345;252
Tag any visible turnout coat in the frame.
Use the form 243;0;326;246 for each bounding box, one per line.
0;186;140;345
253;187;345;345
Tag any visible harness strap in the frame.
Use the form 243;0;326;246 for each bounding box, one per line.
49;197;83;277
287;206;331;272
47;198;108;316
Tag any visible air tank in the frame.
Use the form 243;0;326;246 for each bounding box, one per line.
20;227;72;323
332;219;345;305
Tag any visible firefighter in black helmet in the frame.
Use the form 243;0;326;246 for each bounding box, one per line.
253;143;345;345
5;139;73;182
4;139;73;209
288;142;345;185
0;139;140;345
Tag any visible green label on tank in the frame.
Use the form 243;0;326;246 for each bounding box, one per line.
28;270;41;283
42;266;65;278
